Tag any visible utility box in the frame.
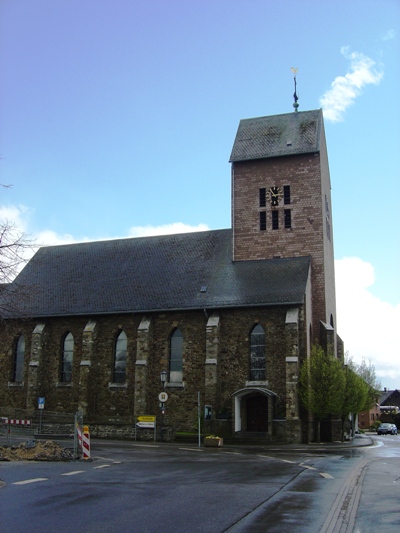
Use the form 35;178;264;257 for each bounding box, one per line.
204;405;212;421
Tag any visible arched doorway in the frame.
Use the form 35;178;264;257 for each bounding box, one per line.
232;387;277;435
246;395;268;431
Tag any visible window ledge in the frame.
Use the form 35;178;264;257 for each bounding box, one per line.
8;381;24;388
246;380;269;387
56;382;73;388
166;382;185;389
108;382;127;390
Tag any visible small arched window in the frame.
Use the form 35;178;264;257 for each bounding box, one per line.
250;324;266;381
169;329;183;383
61;332;74;383
13;335;25;382
113;330;127;383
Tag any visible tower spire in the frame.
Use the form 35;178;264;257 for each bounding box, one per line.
291;67;299;112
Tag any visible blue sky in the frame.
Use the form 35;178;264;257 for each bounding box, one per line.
1;0;399;388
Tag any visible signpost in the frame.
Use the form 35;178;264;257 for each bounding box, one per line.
136;415;157;441
38;397;45;434
158;392;168;441
136;416;156;428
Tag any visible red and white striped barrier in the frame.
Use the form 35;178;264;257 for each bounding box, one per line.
82;426;90;460
2;419;31;426
76;426;82;446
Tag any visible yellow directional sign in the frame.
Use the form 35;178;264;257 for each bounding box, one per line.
137;416;156;422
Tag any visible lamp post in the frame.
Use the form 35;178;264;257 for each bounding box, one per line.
160;370;167;390
160;371;167;441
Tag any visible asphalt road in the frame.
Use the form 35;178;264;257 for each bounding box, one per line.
0;433;399;532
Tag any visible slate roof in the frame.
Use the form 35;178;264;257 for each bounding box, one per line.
3;229;310;318
229;109;323;162
380;390;400;406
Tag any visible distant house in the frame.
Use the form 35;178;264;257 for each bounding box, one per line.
358;389;400;430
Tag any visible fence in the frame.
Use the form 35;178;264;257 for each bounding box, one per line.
1;408;78;437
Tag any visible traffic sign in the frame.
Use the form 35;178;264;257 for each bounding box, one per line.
38;397;45;410
136;421;155;428
138;416;156;422
158;392;168;402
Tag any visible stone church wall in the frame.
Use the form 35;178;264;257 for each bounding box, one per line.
0;303;306;440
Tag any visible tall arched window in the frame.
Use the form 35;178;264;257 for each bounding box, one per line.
169;328;183;383
250;324;266;381
113;330;127;383
13;335;25;382
61;332;74;383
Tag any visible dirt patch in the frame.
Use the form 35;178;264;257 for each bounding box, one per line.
0;440;74;461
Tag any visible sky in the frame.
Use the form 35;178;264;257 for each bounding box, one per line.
1;0;399;389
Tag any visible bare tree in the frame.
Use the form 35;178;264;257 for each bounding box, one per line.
0;219;34;283
0;186;35;317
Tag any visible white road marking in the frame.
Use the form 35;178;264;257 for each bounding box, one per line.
93;464;111;469
131;444;160;448
223;451;243;455
320;472;334;479
179;447;203;452
13;478;48;485
61;471;85;476
300;463;317;470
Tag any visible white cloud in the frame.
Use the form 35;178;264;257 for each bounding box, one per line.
128;222;209;237
1;204;210;247
335;257;400;388
382;29;395;41
35;230;78;247
0;203;32;231
320;47;383;123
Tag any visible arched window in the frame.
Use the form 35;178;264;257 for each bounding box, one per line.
250;324;266;381
13;335;25;382
113;330;127;383
169;328;183;383
61;332;74;383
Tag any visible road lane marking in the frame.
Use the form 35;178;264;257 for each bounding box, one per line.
223;451;244;455
179;447;203;452
131;444;160;448
13;478;48;485
300;463;317;470
320;472;334;479
93;464;111;469
61;471;85;476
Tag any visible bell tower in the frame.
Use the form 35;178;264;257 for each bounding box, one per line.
229;108;337;353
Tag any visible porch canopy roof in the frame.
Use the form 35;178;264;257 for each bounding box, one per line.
231;387;278;398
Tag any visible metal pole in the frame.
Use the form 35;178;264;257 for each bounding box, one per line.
73;412;78;460
39;408;42;435
161;404;164;442
198;391;201;448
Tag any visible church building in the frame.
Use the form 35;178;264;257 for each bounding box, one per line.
0;107;343;443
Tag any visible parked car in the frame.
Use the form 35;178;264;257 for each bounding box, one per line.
377;423;397;435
